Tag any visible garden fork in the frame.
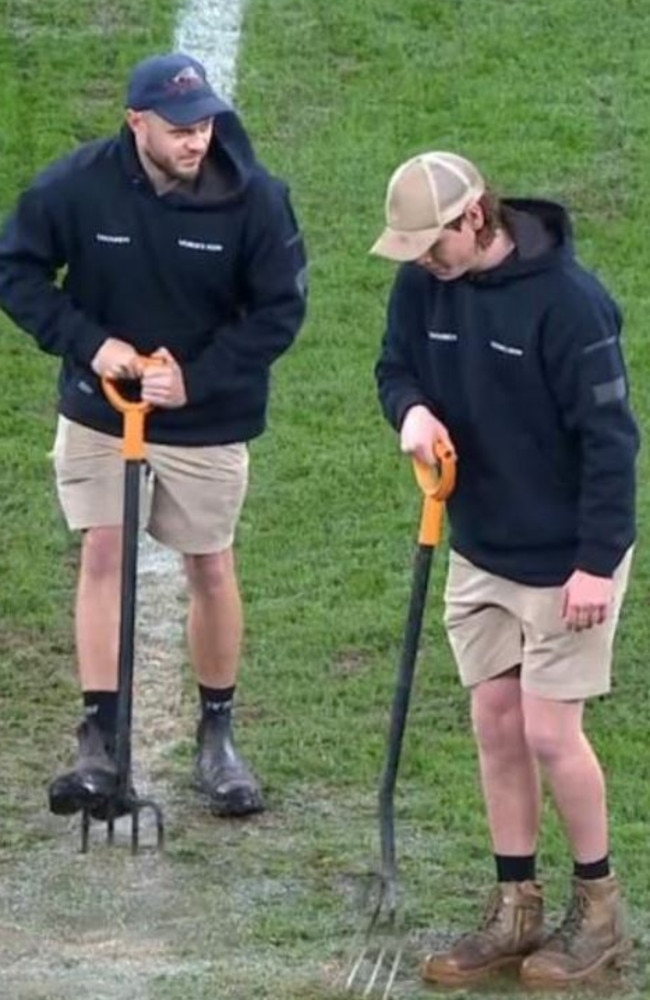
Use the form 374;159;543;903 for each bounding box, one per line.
78;360;165;854
343;440;456;998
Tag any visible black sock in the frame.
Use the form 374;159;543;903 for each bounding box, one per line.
83;691;118;738
199;684;235;714
495;854;537;883
574;856;610;881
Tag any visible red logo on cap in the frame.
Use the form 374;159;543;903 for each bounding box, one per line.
165;66;203;94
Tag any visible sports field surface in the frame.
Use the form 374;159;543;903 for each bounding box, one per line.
0;1;649;997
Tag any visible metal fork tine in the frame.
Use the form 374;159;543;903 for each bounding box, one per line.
381;943;404;1000
344;935;405;1000
341;872;406;999
345;943;370;990
362;945;387;996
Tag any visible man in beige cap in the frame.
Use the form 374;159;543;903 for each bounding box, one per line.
373;151;638;988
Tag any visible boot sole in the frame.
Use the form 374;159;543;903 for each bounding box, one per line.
193;774;265;818
422;953;527;987
520;942;633;988
208;788;265;817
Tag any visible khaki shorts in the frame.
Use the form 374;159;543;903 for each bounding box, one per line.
52;416;249;554
444;548;633;701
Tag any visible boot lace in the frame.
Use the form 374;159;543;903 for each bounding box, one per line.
549;887;589;951
448;887;506;947
478;887;506;932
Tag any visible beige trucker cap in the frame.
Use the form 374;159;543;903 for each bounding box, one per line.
370;151;485;262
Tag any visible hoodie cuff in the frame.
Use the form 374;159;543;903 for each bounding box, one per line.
575;541;626;578
183;361;212;406
183;358;238;406
73;325;111;368
396;394;433;431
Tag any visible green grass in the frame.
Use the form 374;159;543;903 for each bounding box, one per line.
1;0;650;998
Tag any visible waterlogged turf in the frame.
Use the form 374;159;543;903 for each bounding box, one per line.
1;0;650;997
0;798;351;999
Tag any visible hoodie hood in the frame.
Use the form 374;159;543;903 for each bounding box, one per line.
119;104;258;209
469;197;574;286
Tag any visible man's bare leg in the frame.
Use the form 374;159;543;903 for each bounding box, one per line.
49;526;123;815
185;548;263;816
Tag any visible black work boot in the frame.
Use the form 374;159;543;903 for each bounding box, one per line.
194;706;264;817
49;717;118;816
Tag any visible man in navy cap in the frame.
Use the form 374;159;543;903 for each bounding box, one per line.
0;53;307;821
128;52;228;125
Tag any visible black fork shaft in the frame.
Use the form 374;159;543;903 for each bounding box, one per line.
378;543;435;892
78;457;165;852
115;459;140;797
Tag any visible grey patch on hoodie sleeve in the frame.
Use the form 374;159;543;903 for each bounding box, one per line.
593;376;626;406
582;335;617;355
296;265;308;298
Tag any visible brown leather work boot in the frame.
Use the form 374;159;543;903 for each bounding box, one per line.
421;880;544;986
520;874;631;987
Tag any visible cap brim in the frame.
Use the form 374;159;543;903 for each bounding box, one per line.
369;225;442;262
155;93;230;126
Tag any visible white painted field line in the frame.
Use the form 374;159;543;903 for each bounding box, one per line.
132;0;246;801
175;0;246;101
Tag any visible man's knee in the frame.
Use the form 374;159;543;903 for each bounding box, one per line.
471;669;525;757
80;526;122;579
184;548;236;596
523;698;584;766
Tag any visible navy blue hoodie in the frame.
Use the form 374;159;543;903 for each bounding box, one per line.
376;200;639;585
0;111;307;445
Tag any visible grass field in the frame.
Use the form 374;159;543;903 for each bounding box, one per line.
1;0;649;998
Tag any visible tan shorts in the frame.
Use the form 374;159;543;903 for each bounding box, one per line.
444;548;633;701
52;416;249;554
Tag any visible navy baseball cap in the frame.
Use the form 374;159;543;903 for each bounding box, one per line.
126;53;228;125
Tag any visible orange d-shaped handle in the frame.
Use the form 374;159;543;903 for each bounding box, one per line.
101;356;166;460
412;441;456;546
